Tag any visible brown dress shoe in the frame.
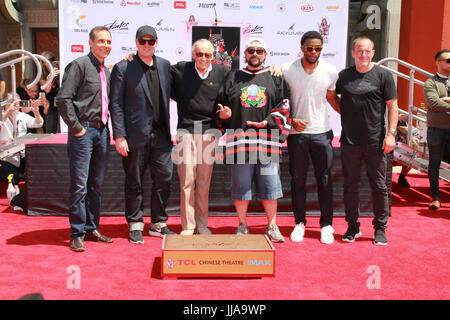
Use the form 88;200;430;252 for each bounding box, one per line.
70;237;85;252
84;230;114;243
429;199;441;210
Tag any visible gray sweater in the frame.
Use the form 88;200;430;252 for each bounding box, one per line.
424;75;450;129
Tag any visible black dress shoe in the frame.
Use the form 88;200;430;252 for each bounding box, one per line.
70;237;85;252
84;230;114;243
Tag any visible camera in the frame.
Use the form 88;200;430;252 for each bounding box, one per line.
19;100;31;107
52;61;60;68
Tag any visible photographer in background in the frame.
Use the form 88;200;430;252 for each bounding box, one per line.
40;51;60;133
395;113;421;188
0;93;43;183
16;78;49;133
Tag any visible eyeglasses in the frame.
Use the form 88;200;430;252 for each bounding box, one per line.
138;39;156;46
246;48;265;55
438;58;450;63
303;46;323;53
195;52;213;59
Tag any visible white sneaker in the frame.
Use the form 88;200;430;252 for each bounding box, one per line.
320;225;334;244
290;223;305;242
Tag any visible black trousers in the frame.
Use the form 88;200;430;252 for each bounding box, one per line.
341;144;389;231
122;128;173;226
44;108;59;133
287;131;334;227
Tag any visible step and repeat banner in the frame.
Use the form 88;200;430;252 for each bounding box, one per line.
59;0;349;134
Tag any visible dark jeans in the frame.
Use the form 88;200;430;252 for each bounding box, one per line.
67;126;110;239
341;144;389;231
122;128;173;226
385;151;394;216
287;131;334;227
427;127;450;200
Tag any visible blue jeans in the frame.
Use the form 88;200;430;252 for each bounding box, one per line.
341;144;389;231
67;126;109;239
228;162;283;200
427;127;450;200
287;131;334;227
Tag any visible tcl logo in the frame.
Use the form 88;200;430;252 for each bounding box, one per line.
174;1;186;9
301;4;314;12
71;45;84;53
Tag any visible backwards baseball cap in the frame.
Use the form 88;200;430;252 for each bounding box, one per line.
135;25;158;40
245;37;268;51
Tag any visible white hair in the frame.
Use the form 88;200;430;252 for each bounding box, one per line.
191;39;214;57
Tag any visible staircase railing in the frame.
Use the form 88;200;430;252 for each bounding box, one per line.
0;49;54;106
0;49;54;137
375;57;433;147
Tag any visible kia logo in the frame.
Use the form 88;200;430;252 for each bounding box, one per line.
301;4;314;12
71;45;84;53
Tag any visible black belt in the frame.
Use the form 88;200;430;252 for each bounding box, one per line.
85;120;106;129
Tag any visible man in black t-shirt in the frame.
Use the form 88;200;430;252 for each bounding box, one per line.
336;36;398;246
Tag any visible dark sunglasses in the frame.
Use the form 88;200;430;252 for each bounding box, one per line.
246;48;265;55
195;52;212;59
439;58;450;63
304;46;323;53
138;39;156;46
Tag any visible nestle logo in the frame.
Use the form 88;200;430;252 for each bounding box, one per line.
71;45;84;53
174;1;186;8
301;4;314;12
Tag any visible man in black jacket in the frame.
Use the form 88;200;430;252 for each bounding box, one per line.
110;25;175;244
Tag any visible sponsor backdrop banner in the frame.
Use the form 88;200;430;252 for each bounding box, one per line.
59;0;349;134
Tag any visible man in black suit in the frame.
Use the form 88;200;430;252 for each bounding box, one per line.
109;25;175;243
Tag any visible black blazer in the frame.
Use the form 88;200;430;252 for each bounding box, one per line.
109;55;172;149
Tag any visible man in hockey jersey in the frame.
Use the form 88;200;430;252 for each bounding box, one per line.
217;38;291;242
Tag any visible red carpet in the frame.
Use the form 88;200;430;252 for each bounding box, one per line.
0;170;449;300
